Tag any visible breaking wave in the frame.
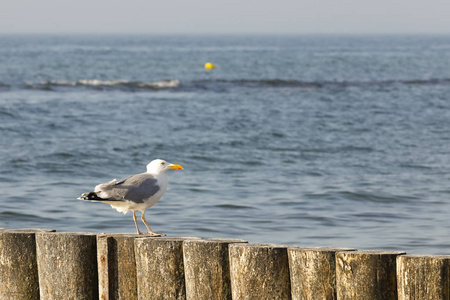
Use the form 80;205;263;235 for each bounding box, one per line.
2;77;449;93
25;79;180;91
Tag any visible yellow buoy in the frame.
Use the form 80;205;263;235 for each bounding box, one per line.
204;62;216;69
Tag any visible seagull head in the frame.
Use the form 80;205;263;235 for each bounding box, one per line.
146;159;183;174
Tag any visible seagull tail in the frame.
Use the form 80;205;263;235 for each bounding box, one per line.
77;192;106;201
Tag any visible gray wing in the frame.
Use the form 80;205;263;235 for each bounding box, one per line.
97;173;160;203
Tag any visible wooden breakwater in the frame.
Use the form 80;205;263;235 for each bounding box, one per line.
1;229;450;299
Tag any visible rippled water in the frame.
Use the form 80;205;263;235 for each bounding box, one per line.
1;34;450;254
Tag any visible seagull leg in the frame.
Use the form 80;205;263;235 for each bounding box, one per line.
141;212;164;236
133;211;143;235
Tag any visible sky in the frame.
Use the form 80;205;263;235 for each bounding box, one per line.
1;0;450;34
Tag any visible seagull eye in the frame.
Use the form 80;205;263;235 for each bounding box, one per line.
161;162;165;165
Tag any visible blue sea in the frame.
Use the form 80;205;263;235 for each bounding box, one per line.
1;34;449;254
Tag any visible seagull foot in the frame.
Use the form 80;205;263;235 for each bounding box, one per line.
138;232;166;237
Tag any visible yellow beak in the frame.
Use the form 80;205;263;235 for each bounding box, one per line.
170;164;183;170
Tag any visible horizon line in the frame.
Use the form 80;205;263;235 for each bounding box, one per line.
1;32;450;36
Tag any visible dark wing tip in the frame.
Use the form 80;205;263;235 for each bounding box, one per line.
78;192;106;201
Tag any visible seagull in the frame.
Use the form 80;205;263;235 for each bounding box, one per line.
78;159;183;236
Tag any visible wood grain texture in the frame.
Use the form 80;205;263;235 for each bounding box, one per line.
336;250;405;300
397;255;450;300
36;232;98;300
229;243;291;300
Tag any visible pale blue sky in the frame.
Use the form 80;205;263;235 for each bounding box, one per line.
1;0;450;34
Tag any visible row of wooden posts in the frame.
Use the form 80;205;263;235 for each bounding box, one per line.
1;229;450;299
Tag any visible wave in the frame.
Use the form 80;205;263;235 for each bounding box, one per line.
207;78;450;89
1;77;450;92
25;79;180;91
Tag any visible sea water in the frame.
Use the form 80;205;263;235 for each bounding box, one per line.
1;34;450;254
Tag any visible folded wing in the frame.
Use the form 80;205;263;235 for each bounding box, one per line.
95;173;160;203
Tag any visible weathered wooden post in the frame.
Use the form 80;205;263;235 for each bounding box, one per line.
229;243;291;300
336;250;405;300
97;234;141;300
0;229;54;299
35;232;98;299
183;238;247;300
397;254;450;300
288;247;356;300
134;237;201;300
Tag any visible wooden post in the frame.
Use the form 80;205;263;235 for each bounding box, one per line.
134;237;201;300
229;243;291;300
0;228;54;232
35;232;98;300
0;229;53;299
97;234;141;300
183;238;247;300
288;247;356;300
397;255;450;300
336;250;405;300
